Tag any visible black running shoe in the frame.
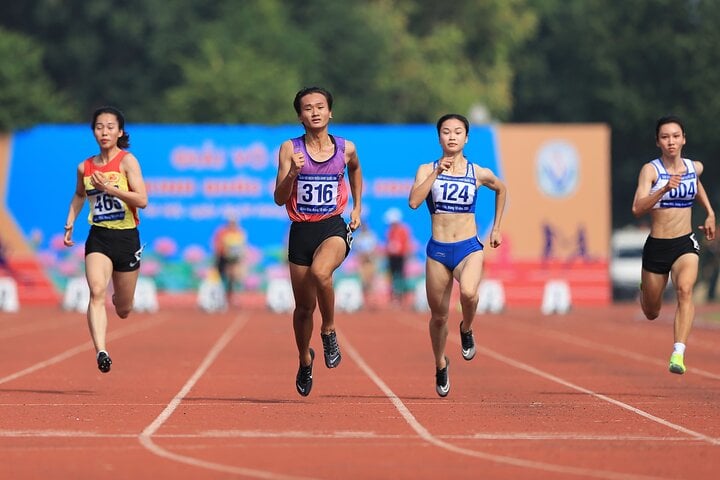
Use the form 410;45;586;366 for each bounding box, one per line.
435;356;450;397
97;351;112;373
460;322;476;361
321;331;342;368
296;348;314;397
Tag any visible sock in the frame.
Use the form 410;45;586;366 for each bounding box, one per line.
673;343;686;355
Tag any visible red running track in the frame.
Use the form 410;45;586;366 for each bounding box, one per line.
0;302;719;479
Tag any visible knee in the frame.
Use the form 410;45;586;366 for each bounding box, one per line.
88;284;107;304
115;305;132;319
429;313;449;329
310;268;333;287
675;284;693;303
459;286;479;305
294;304;315;318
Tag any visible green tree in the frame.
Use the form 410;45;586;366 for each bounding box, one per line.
511;0;720;228
0;27;75;130
0;0;221;122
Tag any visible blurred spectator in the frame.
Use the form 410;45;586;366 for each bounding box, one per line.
384;208;412;304
0;236;12;277
353;222;379;301
702;237;720;302
212;216;247;305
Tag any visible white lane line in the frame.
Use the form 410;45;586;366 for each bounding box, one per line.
0;315;169;386
501;321;720;380
138;315;317;480
340;333;665;480
0;429;704;443
396;313;720;445
481;346;720;446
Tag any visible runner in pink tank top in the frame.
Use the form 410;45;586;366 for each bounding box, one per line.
274;87;363;396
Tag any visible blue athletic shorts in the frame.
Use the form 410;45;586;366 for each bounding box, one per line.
426;236;483;271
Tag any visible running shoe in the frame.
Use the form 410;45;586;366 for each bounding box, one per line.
460;322;476;361
296;348;315;396
435;356;450;397
97;351;112;373
669;352;686;375
321;331;342;368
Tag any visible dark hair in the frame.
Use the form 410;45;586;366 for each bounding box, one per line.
436;113;470;135
293;86;333;114
91;106;130;149
655;115;685;139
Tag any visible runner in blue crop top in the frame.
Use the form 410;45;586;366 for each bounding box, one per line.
409;113;507;397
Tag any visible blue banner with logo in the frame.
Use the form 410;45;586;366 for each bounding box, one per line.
8;124;498;291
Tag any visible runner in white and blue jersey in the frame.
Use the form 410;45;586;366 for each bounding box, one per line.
631;114;716;375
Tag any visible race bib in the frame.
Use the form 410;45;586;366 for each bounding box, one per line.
296;173;339;215
91;191;126;223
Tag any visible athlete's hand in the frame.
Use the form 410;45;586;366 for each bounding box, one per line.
437;156;453;174
63;226;74;247
488;229;502;248
289;150;305;177
699;216;716;241
664;174;682;192
91;172;110;191
349;209;361;231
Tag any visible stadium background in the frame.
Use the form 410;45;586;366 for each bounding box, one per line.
0;122;608;307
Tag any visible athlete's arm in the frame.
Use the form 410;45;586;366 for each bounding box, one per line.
696;176;716;241
114;153;148;209
631;163;679;217
478;167;507;248
408;163;440;209
345;140;363;230
274;140;303;206
63;162;87;247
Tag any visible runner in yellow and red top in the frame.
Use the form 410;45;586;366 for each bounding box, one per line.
213;216;247;306
274;87;363;396
63;106;148;374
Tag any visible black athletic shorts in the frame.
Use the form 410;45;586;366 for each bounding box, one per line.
642;232;699;275
288;215;352;266
85;225;143;272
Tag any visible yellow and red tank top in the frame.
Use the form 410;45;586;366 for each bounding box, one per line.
83;150;139;229
285;135;349;223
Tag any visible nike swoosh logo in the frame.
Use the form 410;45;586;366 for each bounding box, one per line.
438;383;449;394
129;243;146;268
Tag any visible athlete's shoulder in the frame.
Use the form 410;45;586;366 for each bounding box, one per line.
120;150;138;162
343;137;356;154
688;158;704;175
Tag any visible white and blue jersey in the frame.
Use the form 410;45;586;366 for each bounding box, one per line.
649;158;697;209
425;161;478;214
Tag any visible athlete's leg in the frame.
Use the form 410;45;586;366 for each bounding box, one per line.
454;250;484;332
640;269;669;320
85;252;114;353
289;262;317;367
670;253;699;344
311;236;346;334
426;259;453;370
111;269;140;319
